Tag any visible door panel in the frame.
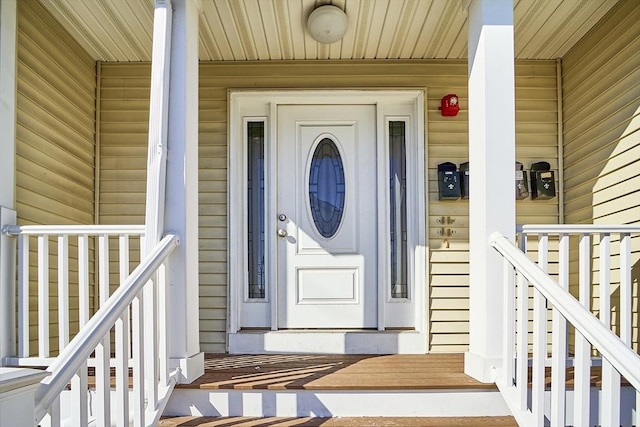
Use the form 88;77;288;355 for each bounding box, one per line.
277;105;377;328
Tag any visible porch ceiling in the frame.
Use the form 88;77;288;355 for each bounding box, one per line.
40;0;619;62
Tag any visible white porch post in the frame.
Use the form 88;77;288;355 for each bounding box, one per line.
145;0;203;383
164;0;203;382
464;0;516;383
0;0;18;361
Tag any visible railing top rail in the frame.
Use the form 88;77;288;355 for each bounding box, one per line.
490;232;640;390
517;224;640;235
2;224;146;236
33;232;179;420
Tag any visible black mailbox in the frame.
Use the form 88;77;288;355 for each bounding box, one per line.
515;161;529;200
530;161;556;199
459;162;469;199
438;162;461;200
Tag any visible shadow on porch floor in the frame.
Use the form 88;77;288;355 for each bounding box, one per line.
178;353;496;391
158;415;518;426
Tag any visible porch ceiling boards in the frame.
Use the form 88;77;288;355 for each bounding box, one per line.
40;0;619;62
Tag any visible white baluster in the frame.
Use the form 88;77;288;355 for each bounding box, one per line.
48;395;61;427
78;235;90;327
115;235;130;427
144;274;158;410
617;231;634;427
573;233;591;427
38;235;49;357
599;233;620;427
516;271;528;411
18;235;30;357
158;263;169;385
532;287;546;427
132;291;145;427
550;233;568;426
502;259;515;387
58;235;69;351
619;233;631;346
71;362;88;427
535;233;549;424
95;234;111;426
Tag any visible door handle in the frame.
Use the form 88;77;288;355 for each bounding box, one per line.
277;228;288;237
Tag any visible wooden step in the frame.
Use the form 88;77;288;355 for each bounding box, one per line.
159;416;518;426
164;354;512;419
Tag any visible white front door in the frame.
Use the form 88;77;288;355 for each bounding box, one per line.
277;105;377;328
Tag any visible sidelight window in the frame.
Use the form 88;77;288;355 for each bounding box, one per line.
247;122;265;299
389;121;408;299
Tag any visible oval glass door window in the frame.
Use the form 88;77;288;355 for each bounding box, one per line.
309;138;345;238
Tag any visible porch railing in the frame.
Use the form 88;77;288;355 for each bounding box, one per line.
2;224;145;365
2;225;180;426
491;225;640;427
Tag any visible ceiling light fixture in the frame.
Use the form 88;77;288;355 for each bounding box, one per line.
307;5;348;44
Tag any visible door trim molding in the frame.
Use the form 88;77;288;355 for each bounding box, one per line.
228;90;427;353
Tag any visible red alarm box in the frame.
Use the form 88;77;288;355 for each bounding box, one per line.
440;94;459;116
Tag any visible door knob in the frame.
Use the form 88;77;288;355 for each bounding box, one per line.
277;228;288;237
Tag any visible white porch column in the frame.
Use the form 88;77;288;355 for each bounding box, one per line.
164;0;203;382
465;0;516;383
0;0;18;361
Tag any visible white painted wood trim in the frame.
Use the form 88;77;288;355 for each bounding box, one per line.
0;0;17;209
267;104;278;331
37;236;49;358
163;0;203;374
34;233;180;422
229;330;428;354
515;272;527;411
0;207;17;359
229;90;426;345
115;235;130;427
573;234;591;427
550;234;568;425
490;232;640;390
166;388;511;418
78;235;89;327
3;224;145;236
131;290;145;427
466;0;516;382
144;0;172;248
57;235;69;350
519;224;640;234
376;104;386;331
502;259;514;389
492;231;640;426
18;234;29;357
413;92;426;333
70;362;88;427
227;93;240;335
619;233;631;345
0;368;49;427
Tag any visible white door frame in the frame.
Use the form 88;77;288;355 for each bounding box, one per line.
228;90;427;353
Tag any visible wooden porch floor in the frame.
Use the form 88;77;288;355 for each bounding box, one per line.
177;353;496;391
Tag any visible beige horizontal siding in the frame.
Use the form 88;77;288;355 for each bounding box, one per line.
98;64;149;227
562;0;640;352
100;60;559;353
427;61;559;352
16;0;96;355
